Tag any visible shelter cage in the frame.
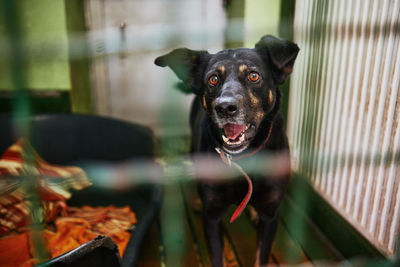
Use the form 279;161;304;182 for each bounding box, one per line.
289;0;400;256
0;0;399;266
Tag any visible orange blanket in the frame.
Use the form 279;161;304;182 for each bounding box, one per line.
0;232;32;266
0;205;137;266
44;205;137;258
0;140;137;266
0;139;92;234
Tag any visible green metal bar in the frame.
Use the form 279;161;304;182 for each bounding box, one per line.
0;0;30;120
298;0;317;176
64;0;92;113
278;0;296;124
0;0;49;262
307;0;329;180
224;0;245;48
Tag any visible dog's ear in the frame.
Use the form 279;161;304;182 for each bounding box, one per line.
155;48;210;95
255;35;299;84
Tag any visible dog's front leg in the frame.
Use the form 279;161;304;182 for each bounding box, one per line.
256;215;278;266
203;215;224;267
254;203;280;267
202;201;228;266
199;183;231;267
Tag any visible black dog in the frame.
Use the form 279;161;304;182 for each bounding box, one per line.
155;35;299;266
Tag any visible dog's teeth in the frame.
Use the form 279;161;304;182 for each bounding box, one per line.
241;125;250;134
239;133;245;142
222;132;246;146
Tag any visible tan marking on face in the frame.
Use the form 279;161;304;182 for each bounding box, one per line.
238;64;248;75
217;65;225;75
248;88;264;125
255;110;264;125
210;99;216;113
248;88;260;107
202;95;207;111
269;89;274;104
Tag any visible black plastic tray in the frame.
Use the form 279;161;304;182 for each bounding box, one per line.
0;113;162;267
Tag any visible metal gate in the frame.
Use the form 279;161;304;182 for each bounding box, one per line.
288;0;400;255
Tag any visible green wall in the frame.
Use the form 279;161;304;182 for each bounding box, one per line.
244;0;281;47
0;0;71;91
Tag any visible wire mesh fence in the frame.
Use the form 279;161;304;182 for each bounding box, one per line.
0;0;399;266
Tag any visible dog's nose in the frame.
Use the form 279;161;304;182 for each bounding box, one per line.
215;97;238;117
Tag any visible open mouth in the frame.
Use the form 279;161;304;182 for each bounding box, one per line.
221;123;254;151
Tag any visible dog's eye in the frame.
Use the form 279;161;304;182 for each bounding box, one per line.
208;75;219;86
248;72;260;82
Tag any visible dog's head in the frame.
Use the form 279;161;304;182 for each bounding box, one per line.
155;35;299;154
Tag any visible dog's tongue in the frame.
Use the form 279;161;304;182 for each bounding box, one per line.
223;124;246;140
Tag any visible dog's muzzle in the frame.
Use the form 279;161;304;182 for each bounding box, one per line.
215;96;239;118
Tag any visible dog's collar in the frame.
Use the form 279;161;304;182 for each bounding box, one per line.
214;120;274;223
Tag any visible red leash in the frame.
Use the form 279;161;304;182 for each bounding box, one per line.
215;121;274;223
